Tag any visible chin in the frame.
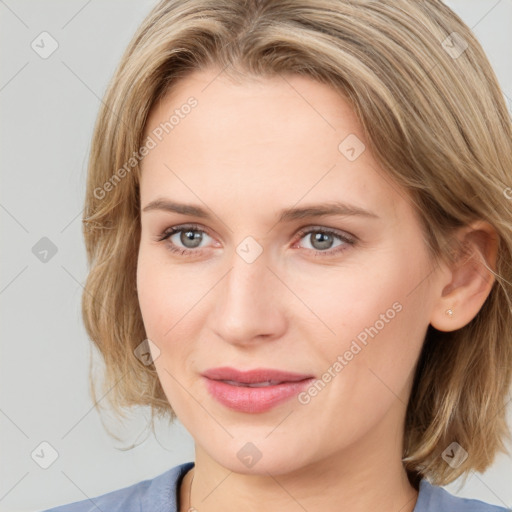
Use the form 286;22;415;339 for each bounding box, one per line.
204;439;313;477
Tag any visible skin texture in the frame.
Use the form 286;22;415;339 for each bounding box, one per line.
136;68;498;512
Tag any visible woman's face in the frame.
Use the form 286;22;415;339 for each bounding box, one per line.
137;68;445;475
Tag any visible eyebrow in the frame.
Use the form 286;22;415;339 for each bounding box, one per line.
142;198;379;222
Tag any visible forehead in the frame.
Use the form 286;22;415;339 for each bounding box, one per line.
140;69;409;223
145;68;363;152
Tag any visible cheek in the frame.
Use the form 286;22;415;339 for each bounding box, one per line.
298;291;425;448
136;247;211;380
136;250;196;407
137;245;191;327
136;247;182;340
298;251;429;391
288;263;406;348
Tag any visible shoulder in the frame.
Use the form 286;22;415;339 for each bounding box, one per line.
39;461;194;512
415;479;510;512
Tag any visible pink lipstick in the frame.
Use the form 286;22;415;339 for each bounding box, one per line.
201;367;314;413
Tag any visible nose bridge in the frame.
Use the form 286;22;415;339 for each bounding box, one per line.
212;241;285;343
223;245;273;317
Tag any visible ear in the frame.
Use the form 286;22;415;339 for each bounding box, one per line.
429;220;499;332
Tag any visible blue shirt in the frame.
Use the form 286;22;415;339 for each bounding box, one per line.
40;461;510;512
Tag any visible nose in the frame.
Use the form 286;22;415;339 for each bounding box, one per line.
211;245;288;346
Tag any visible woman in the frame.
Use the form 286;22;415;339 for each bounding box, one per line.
42;0;512;511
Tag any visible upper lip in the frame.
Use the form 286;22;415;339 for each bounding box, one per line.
201;366;314;384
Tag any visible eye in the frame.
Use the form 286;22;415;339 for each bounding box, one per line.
157;223;215;256
156;224;357;258
294;227;356;257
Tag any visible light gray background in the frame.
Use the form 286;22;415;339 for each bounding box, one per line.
1;1;511;511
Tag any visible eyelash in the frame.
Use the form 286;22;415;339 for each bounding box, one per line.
156;223;357;258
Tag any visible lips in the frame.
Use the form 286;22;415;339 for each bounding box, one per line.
201;366;315;413
201;366;313;385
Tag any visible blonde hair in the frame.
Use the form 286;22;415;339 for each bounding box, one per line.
82;0;512;487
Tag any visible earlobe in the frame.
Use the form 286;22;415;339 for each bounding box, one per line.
429;221;499;333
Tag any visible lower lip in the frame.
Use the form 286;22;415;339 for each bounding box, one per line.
203;377;314;413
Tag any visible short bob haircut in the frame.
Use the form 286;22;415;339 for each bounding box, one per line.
82;0;512;488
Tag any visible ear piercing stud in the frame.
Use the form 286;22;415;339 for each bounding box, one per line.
445;308;454;317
